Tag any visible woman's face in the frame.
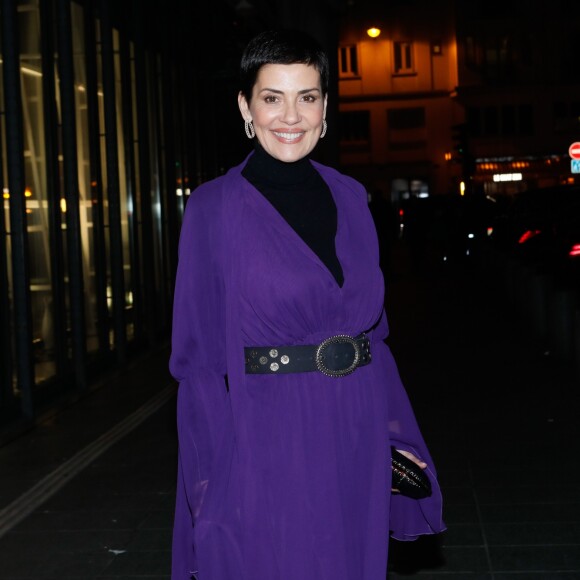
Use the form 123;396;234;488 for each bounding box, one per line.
238;63;327;163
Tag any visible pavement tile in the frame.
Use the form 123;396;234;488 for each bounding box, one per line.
139;509;176;530
493;575;580;579
0;550;114;577
39;490;174;512
440;485;476;506
478;502;580;524
12;508;154;532
389;543;490;575
442;503;481;524
441;524;484;547
475;485;580;505
125;528;172;551
99;549;172;575
0;529;135;554
433;546;491;573
390;575;492;579
489;545;580;571
484;522;580;546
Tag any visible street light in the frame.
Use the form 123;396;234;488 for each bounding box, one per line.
367;27;381;38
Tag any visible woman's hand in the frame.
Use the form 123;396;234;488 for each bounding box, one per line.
391;449;427;493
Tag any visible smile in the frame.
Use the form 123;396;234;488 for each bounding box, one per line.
272;131;305;142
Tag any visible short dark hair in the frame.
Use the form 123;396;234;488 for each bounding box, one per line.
239;29;329;102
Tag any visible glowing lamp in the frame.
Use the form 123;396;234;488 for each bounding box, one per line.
366;28;381;38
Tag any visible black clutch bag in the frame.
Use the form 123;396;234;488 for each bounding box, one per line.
391;447;432;500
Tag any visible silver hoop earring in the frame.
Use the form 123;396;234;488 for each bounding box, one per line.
320;119;327;139
245;120;255;139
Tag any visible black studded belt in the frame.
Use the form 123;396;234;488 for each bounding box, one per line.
244;333;371;378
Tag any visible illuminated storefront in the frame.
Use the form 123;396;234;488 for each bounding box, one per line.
0;0;198;429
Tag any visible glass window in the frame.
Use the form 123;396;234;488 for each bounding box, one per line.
517;103;533;135
483;35;514;80
338;45;358;77
0;34;16;403
70;2;101;355
18;0;56;384
95;18;115;348
571;102;580;124
148;54;168;325
467;107;482;137
393;41;414;74
112;28;134;341
388;107;425;129
339;110;370;143
501;105;516;136
130;41;141;224
483;106;499;136
387;107;426;150
552;101;579;133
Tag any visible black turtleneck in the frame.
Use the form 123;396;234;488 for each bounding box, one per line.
242;144;344;287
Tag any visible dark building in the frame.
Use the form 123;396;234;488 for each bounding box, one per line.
0;0;214;434
337;0;580;199
455;0;580;194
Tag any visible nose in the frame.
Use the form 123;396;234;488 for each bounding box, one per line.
281;101;300;125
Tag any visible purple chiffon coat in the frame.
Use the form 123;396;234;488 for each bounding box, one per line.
169;155;445;580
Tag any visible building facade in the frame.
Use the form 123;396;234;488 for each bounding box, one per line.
337;0;580;201
337;0;461;203
455;0;580;195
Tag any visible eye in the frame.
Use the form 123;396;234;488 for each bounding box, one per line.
264;95;279;103
302;94;318;103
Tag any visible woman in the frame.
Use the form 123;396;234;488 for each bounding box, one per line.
170;29;444;580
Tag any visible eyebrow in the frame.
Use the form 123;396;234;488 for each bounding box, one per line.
258;87;321;95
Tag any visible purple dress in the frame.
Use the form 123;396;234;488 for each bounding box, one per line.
170;155;445;580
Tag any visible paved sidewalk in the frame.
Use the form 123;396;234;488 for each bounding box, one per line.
0;245;579;579
0;347;176;579
387;249;580;578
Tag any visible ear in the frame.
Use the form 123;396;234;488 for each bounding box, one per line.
323;93;328;119
238;92;251;121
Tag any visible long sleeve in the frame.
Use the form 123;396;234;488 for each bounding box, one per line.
170;183;232;580
372;309;446;540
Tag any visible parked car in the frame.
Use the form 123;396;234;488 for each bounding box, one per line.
492;185;580;283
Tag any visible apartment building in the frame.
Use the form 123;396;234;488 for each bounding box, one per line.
338;0;580;201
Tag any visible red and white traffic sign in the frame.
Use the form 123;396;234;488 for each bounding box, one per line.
569;142;580;160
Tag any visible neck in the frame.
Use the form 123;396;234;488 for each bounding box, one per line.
244;141;315;189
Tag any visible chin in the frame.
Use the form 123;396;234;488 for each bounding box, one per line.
268;144;314;163
277;151;305;163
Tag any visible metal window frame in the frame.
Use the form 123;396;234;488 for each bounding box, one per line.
98;0;127;364
1;0;36;419
56;0;88;390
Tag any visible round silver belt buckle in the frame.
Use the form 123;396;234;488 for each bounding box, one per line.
315;334;360;378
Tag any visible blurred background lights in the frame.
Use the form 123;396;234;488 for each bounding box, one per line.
366;27;381;38
493;173;523;182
